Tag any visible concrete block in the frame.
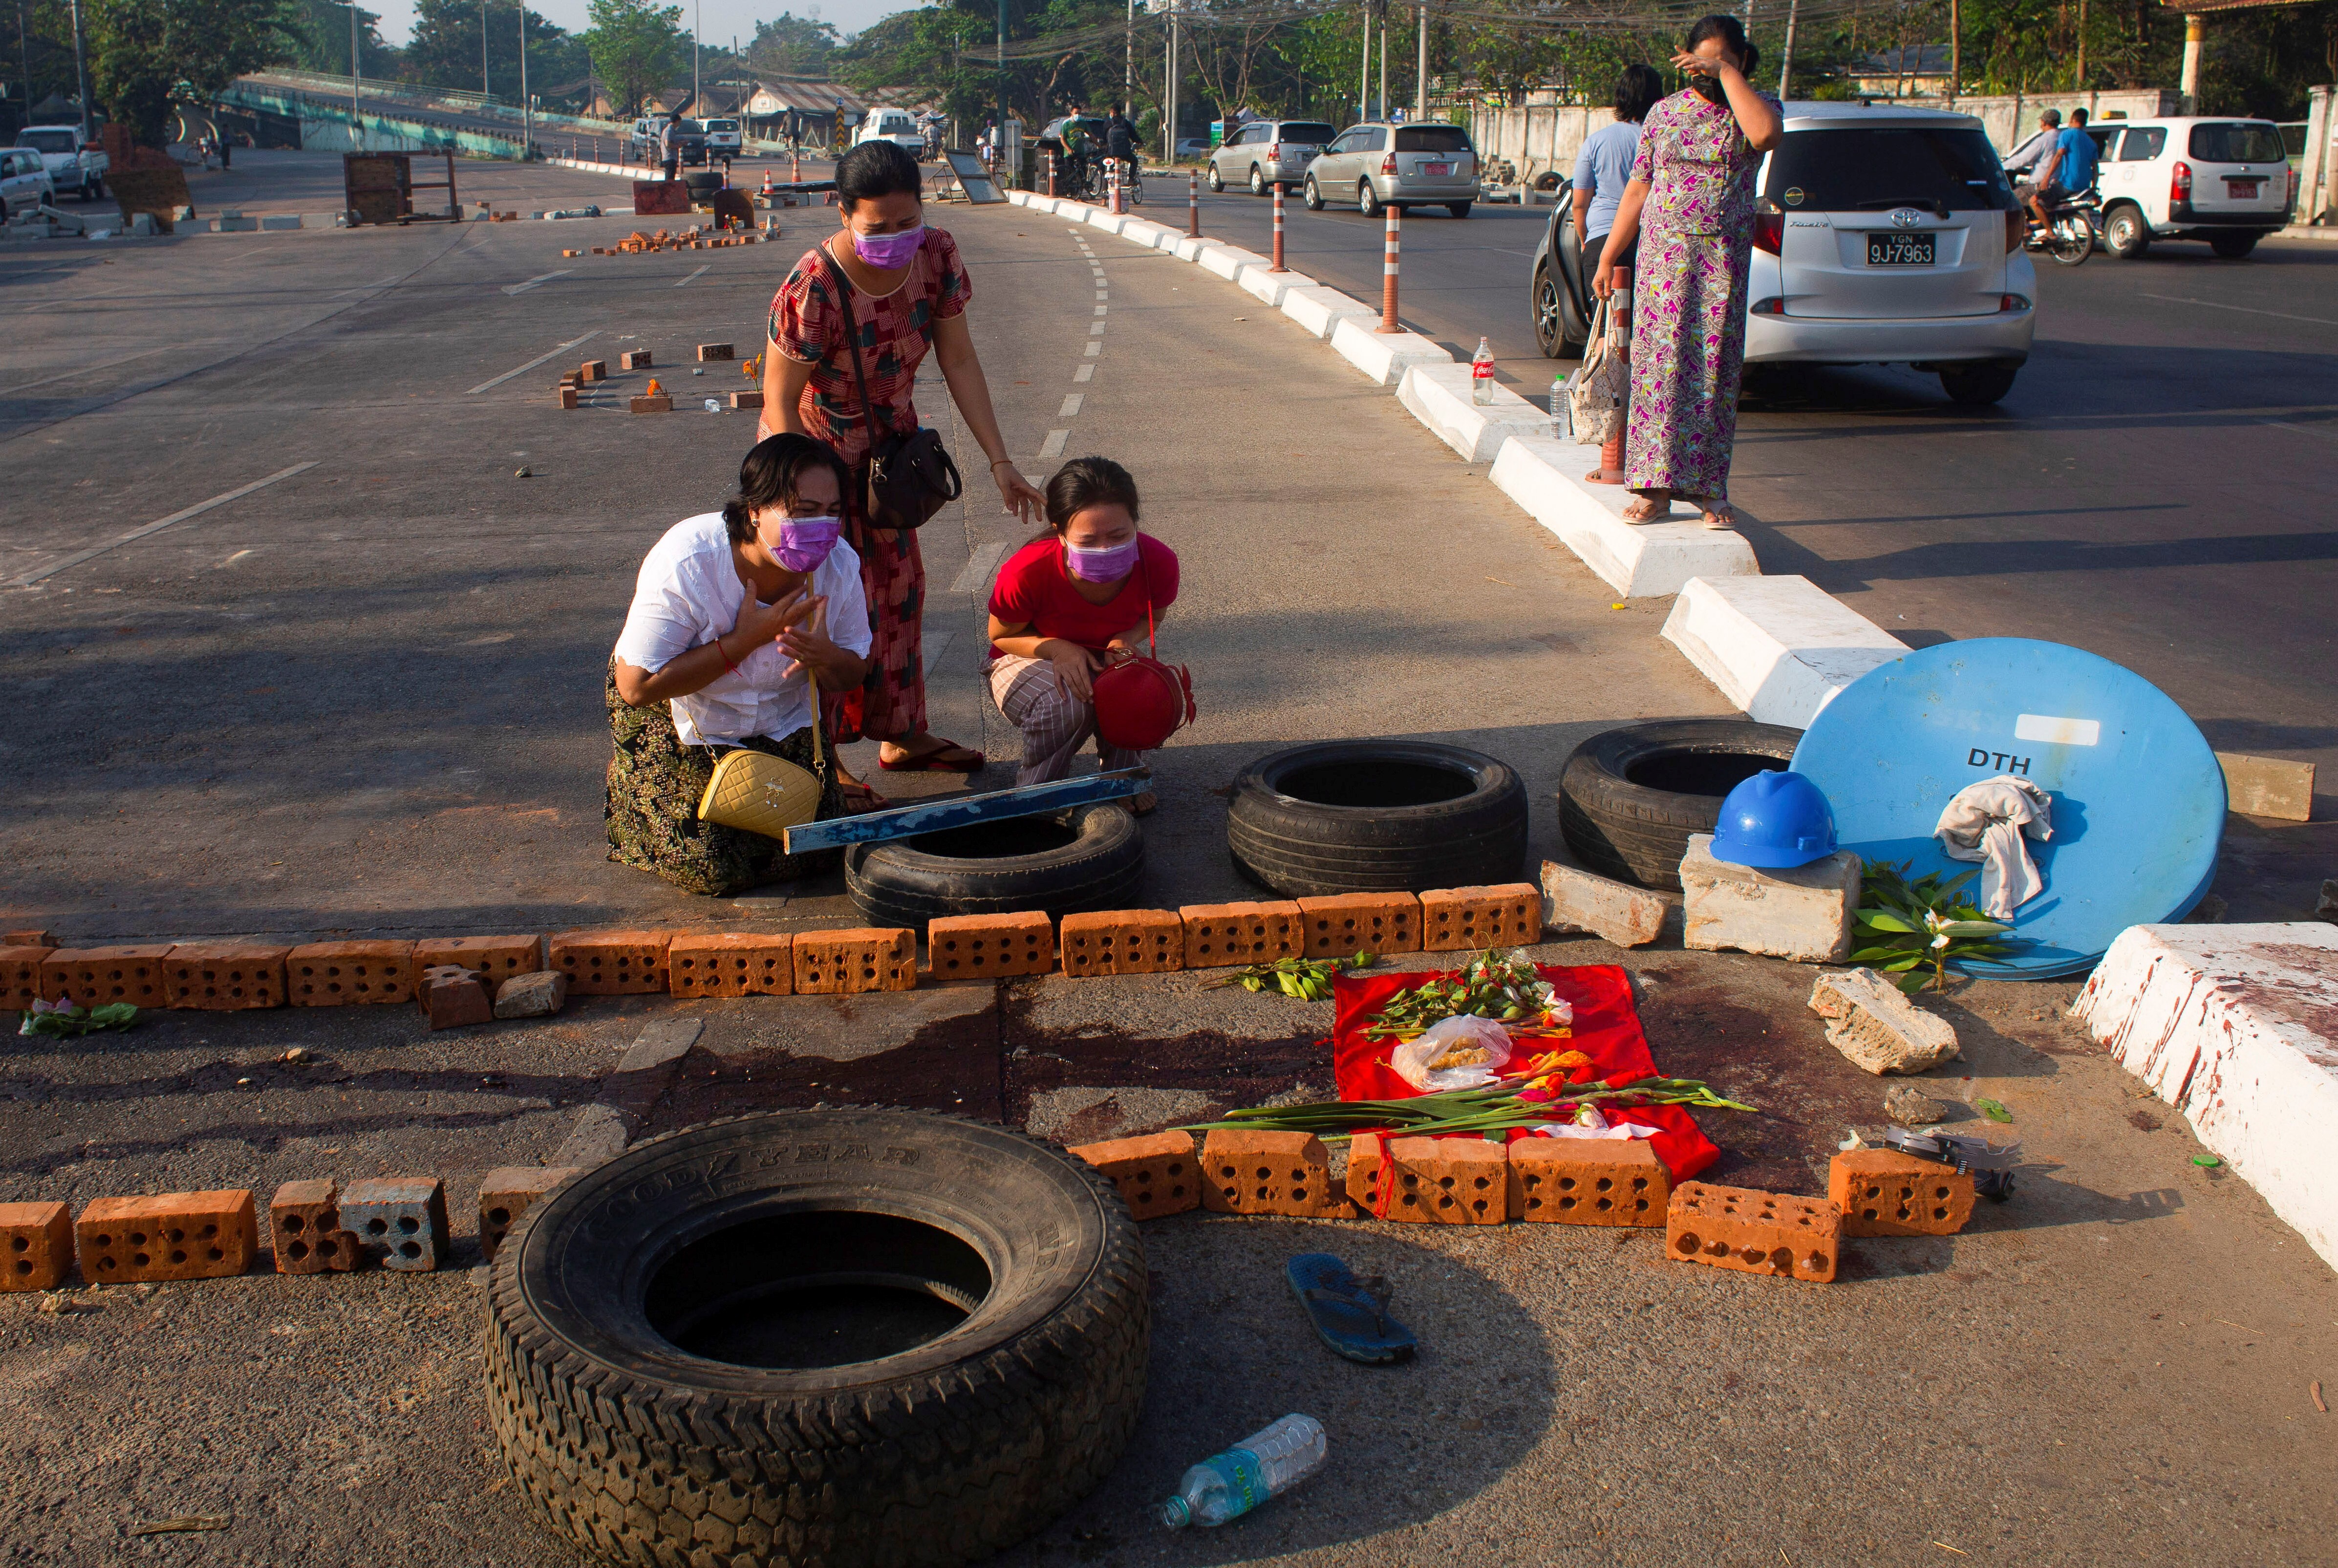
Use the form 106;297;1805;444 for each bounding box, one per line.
1196;242;1267;280
794;927;916;994
1330;317;1451;387
620;349;653;370
730;389;764;410
1396;364;1550;465
558;386;579;408
1200;1129;1351;1218
1510;1137;1671;1225
1295;893;1420;958
340;1177;450;1272
1059;910;1184;976
1179;901;1303;968
1808;967;1961;1074
1118;219;1177;249
161;944;289;1010
411;936;541;994
1066;1131;1201;1220
1084;209;1132;235
1665;1181;1840;1282
580;360;607;381
1828;1150;1975;1237
927;913;1054;981
1237;264;1317;307
493;970;569;1018
548;930;672;994
2072;922;2338;1270
1679;835;1859;964
267;1179;359;1274
1488;436;1760;599
287;940;416;1006
1540;860;1666;948
0;1201;74;1291
416;966;493;1030
1280;284;1378;340
696;342;734;361
2215;752;2314;822
1346;1134;1506;1224
479;1166;579;1260
630;394;673;413
0;945;50;1010
1420;883;1543;952
1661;576;1907;728
41;945;173;1009
667;932;794;997
259;214;300;231
76;1191;257;1285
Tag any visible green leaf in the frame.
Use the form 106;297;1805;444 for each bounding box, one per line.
2191;1155;2221;1168
1936;919;2008;937
1859;911;1920;933
1975;1097;2013;1123
1895;971;1928;993
1879;954;1925;971
86;1004;138;1027
1849;945;1913;964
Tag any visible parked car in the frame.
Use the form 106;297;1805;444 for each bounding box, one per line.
1530;101;2035;406
856;107;926;154
627;115;707;166
2089;116;2292;259
1207;118;1337;194
701;117;743;159
1174;135;1212;160
1302;122;1478;218
0;146;56;217
14;123;106;202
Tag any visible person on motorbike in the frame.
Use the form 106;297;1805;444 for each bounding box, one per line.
2006;108;2060;208
1106;104;1139;184
1059;116;1097;196
2028;107;2098;230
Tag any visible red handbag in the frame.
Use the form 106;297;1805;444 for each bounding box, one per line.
1090;561;1195;752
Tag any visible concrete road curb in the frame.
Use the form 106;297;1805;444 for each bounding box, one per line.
1238;265;1317;306
2073;922;2338;1270
1397;363;1549;463
1281;284;1378;339
1660;574;1906;727
1330;316;1452;385
1196;242;1267;280
1489;437;1761;599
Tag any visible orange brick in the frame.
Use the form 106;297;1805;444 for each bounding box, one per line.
730;389;765;410
287;941;415;1006
1420;883;1544;952
580;359;607;380
1828;1150;1975;1237
76;1191;257;1285
1067;1131;1200;1220
417;966;493;1029
3;929;54;947
0;945;55;1010
161;944;289;1010
410;936;542;993
668;932;794;997
630;394;673;413
40;945;173;1009
0;1201;74;1291
1058;910;1183;976
267;1179;359;1275
558;386;579;408
1666;1181;1841;1283
927;913;1053;981
620;349;653;370
1199;1129;1351;1218
697;342;735;361
794;927;916;994
1509;1137;1670;1226
1179;901;1303;968
479;1166;580;1261
1294;893;1421;958
1345;1134;1507;1225
548;930;673;995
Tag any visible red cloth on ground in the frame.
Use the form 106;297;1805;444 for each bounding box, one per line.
1331;962;1718;1183
988;535;1180;657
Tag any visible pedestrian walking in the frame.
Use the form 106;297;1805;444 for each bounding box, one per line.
1591;15;1781;528
758;139;1047;803
659;114;682;184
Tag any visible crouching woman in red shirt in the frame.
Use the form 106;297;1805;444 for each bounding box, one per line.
987;456;1178;814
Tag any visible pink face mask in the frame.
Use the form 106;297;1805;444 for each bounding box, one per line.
852;225;926;268
763;515;842;572
1065;536;1140;582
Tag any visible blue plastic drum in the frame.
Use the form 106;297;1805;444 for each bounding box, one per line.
1788;638;2224;978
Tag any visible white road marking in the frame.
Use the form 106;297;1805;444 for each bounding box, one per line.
2140;292;2338;328
1085;341;1101;356
1089;322;1105;335
1094;305;1107;317
922;629;957;677
466;331;601;394
9;347;172;394
675;265;710;288
13;462;319;588
503;269;573;295
947;539;1015;594
1074;363;1094;382
2265;419;2336;442
1060;393;1084;416
1039;429;1069;459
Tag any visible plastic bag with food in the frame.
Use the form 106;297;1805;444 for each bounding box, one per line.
1390;1015;1514;1091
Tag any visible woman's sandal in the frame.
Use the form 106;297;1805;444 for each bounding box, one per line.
1699;504;1737;530
834;779;891;813
879;738;987;773
1129;791;1158;817
1286;1253;1417;1365
1620;494;1671;523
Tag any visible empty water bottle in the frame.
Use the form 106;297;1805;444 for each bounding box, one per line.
1470;336;1496;406
1160;1414;1327;1529
704;397;722;413
1551;374;1571;441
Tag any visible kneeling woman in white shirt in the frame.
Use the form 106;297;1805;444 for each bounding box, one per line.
607;433;873;895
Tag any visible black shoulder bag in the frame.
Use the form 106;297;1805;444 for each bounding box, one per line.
815;243;964;532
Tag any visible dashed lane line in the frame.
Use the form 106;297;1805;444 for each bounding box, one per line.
1074;363;1094;382
503;269;573;295
1060;393;1084;417
466;330;602;395
1039;429;1069;460
947;539;1015;594
9;347;173;394
12;462;319;588
675;265;710;288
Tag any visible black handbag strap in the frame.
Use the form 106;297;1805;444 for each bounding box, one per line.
814;241;888;472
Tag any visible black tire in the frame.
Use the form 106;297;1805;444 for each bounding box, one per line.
1940;362;2018;406
1302;175;1324;211
1358;179;1380;217
1227;741;1528;896
1557;719;1803;890
1533;263;1567;358
1248;164;1267;195
844;803;1143;927
487;1110;1148;1568
2100;203;2151;259
1206;163;1224;193
2047;215;2092;266
2209;232;2259;259
1447;201;1472;219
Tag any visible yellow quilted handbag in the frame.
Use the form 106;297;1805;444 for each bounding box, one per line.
696;722;825;840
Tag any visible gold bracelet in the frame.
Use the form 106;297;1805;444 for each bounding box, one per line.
989;458;1015;470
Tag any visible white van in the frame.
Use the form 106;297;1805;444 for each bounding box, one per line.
855;108;925;154
2088;116;2291;259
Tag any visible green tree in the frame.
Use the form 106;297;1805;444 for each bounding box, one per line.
582;0;683;116
280;0;401;79
88;0;299;147
404;0;579;99
745;9;839;77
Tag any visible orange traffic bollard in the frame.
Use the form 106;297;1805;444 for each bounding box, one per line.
1268;180;1287;272
1374;204;1402;333
1187;170;1200;238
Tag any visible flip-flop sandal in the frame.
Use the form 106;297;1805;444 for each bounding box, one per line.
1285;1253;1417;1365
879;740;987;773
834;781;891;813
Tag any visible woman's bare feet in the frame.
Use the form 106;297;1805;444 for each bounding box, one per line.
1698;502;1737;530
1129;791;1158;816
1620;493;1671;523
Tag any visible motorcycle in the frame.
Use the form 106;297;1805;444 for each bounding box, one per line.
2023;189;2100;268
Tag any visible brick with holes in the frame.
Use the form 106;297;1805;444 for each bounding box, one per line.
162;944;289;1010
730;389;764;410
267;1179;360;1274
0;945;55;1011
794;927;916;994
668;932;795;997
1665;1181;1842;1283
1509;1137;1670;1226
927;913;1053;981
548;930;673;994
76;1191;257;1285
1066;1131;1200;1220
479;1166;581;1260
1179;901;1304;968
1058;910;1183;976
4;929;55;948
697;342;735;361
0;1201;74;1291
1199;1129;1352;1218
410;936;543;994
1295;893;1421;958
417;966;494;1029
580;359;607;381
1344;1134;1508;1225
340;1178;450;1272
287;940;416;1006
620;348;653;370
40;945;173;1009
1828;1149;1975;1237
558;385;579;408
1419;884;1544;952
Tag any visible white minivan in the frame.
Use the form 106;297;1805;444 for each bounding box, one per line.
2089;116;2291;259
855;108;925;155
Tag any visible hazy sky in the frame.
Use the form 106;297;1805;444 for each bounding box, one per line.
373;0;918;51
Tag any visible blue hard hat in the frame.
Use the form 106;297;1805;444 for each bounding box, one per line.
1710;770;1839;869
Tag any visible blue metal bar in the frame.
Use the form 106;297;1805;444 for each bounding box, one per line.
781;770;1148;854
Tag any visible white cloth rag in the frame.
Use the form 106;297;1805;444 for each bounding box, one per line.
1934;775;2053;919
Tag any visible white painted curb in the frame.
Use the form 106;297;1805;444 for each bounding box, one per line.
1085;208;1132;235
1280;285;1378;340
1660;574;1906;727
1238;265;1317;306
1330;317;1451;386
2073;922;2338;1271
1396;364;1549;465
1489;437;1761;599
1120;218;1177;249
1196;242;1267;281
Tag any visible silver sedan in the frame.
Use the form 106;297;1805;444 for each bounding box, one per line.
1302;123;1480;218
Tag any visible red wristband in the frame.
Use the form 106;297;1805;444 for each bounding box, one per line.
718;639;741;677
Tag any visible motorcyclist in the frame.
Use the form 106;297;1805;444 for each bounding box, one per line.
2005;107;2060;209
2027;107;2098;230
1105;103;1139;183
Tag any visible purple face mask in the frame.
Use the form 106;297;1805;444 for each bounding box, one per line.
852;224;926;268
1065;536;1140;582
764;515;842;573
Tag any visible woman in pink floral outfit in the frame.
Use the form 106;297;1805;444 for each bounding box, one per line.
1591;16;1782;528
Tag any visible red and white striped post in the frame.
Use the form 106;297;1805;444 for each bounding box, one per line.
1108;158;1122;215
1186;170;1201;238
1374;204;1402;333
1045;150;1057;197
791;149;801;184
1267;180;1287;272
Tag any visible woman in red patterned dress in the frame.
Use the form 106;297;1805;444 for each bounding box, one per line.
758;139;1045;802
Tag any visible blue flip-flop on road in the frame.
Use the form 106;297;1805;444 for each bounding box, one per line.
1286;1253;1417;1365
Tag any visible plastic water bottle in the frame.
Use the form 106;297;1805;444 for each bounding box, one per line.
1470;336;1496;406
1551;374;1571;441
704;397;721;413
1160;1414;1327;1529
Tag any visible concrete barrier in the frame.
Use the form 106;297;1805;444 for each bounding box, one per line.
1119;218;1177;249
1167;234;1208;261
1085;208;1132;235
1330;317;1451;387
1280;285;1377;340
1488;437;1761;599
1238;265;1317;307
1396;364;1550;465
1196;243;1268;281
1659;574;1906;727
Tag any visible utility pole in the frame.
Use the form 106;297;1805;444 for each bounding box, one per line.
18;0;33;121
997;0;1006;173
1165;0;1178;164
694;0;701;105
519;0;530;155
1777;0;1798;96
66;0;88;136
1125;0;1133;102
1378;18;1386;122
481;0;490;97
1358;4;1369;121
1415;5;1426;122
349;1;362;150
1948;0;1959;104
